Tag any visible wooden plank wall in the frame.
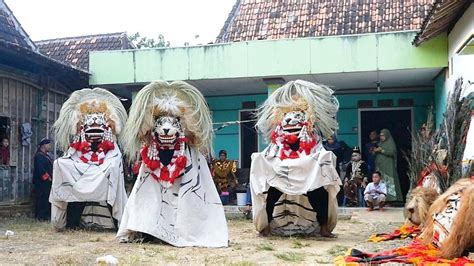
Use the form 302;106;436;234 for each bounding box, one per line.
0;73;67;204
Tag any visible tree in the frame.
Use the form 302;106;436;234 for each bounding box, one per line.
128;32;170;48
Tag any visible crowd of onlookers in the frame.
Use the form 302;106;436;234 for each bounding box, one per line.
0;128;398;222
323;129;399;211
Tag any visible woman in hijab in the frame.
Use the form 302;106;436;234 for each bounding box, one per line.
324;134;346;205
374;129;403;202
33;138;53;221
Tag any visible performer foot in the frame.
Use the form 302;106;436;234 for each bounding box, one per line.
259;225;271;237
379;207;384;212
320;232;337;238
320;224;336;238
367;207;373;211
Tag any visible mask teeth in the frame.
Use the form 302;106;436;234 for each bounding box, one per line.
105;127;113;142
299;125;308;142
80;127;86;142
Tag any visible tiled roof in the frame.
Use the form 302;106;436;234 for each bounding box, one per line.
36;32;135;71
413;0;471;46
217;0;435;43
0;0;37;51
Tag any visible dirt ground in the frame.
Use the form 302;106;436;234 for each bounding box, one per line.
0;210;409;265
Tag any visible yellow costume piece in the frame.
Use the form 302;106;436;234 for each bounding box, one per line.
212;159;237;193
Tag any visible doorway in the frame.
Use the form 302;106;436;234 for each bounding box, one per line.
239;110;258;169
359;108;413;203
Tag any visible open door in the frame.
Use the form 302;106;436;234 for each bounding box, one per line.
239;110;258;169
360;108;412;203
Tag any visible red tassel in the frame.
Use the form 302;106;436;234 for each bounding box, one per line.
175;156;187;168
148;159;159;171
91;153;98;162
286;134;298;144
80;141;91;153
271;131;277;143
161;167;170;181
289;151;299;159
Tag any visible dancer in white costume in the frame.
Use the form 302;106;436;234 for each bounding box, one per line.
250;80;341;237
117;81;228;247
50;88;128;230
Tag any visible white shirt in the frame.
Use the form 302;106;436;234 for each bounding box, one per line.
364;182;387;199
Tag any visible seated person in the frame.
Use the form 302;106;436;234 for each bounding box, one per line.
212;150;238;196
364;171;387;211
343;147;368;207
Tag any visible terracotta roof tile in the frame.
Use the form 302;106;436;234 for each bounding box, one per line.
36;32;135;71
217;0;436;43
0;1;37;51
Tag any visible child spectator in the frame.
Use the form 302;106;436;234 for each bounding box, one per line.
364;171;387;211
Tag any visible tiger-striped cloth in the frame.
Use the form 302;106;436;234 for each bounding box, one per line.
250;144;341;236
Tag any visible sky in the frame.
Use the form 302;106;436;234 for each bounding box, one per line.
6;0;236;46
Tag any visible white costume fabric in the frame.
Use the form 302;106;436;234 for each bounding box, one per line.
116;80;228;247
50;144;127;230
250;144;341;235
50;87;128;231
117;148;228;247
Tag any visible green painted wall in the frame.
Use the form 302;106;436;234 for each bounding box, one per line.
434;72;447;128
207;94;267;161
207;91;433;162
90;32;448;86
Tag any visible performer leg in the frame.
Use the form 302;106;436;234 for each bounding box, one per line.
107;204;119;229
66;202;87;229
307;187;335;238
265;186;283;224
261;186;283;236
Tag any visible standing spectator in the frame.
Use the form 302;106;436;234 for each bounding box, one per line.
374;129;403;202
324;134;348;205
0;137;10;165
364;171;387;211
364;130;379;181
343;147;368;207
323;134;342;173
33;138;53;221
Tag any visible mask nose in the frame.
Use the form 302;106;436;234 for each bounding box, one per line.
408;207;414;214
163;128;170;135
285;118;292;123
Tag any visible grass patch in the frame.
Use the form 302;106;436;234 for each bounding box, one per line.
292;239;310;249
274;252;305;262
89;236;103;242
230;261;257;266
163;252;178;262
327;245;350;256
257;242;275;251
313;258;331;264
121;254;141;264
54;254;80;265
232;243;242;251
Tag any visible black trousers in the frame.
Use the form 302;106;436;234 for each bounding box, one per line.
266;186;329;225
66;202;118;229
34;181;52;221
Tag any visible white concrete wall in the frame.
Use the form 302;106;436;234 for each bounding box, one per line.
447;3;474;91
436;3;473;127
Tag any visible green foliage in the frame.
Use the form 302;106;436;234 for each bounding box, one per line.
128;32;170;48
327;245;349;256
274;252;305;262
292;239;310;248
257;242;275;251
